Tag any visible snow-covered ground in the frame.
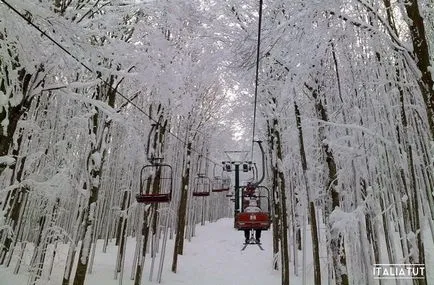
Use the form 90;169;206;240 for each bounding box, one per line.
1;217;433;284
156;218;281;285
0;218;281;285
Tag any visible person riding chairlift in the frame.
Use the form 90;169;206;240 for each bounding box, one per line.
243;198;262;243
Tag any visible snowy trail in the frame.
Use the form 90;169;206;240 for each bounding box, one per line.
162;218;280;285
86;217;281;285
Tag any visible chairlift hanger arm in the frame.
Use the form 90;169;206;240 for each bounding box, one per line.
252;140;265;187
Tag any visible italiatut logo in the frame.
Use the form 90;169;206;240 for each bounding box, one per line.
373;264;425;279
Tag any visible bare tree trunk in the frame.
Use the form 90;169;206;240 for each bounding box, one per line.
62;197;85;285
404;0;434;135
0;187;28;265
267;121;281;271
0;63;44;175
171;142;192;273
268;112;290;285
73;78;116;285
114;191;131;278
309;84;348;285
407;145;427;285
29;200;59;284
294;101;321;285
0;116;33;264
134;206;153;285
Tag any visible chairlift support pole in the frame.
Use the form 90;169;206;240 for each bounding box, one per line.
234;163;241;215
224;150;249;219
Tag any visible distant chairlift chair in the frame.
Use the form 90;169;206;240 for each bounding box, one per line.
192;174;211;197
212;175;231;192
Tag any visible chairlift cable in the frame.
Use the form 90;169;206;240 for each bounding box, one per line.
251;0;263;159
1;0;221;166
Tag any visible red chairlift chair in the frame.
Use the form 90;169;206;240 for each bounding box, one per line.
234;185;271;231
135;163;173;203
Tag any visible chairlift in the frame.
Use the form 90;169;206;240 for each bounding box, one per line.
136;163;173;203
136;119;173;203
212;164;231;192
234;185;271;231
192;174;211;197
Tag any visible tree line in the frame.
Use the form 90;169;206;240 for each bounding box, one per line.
1;0;433;285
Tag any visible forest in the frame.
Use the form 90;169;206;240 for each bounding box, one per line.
0;0;433;284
